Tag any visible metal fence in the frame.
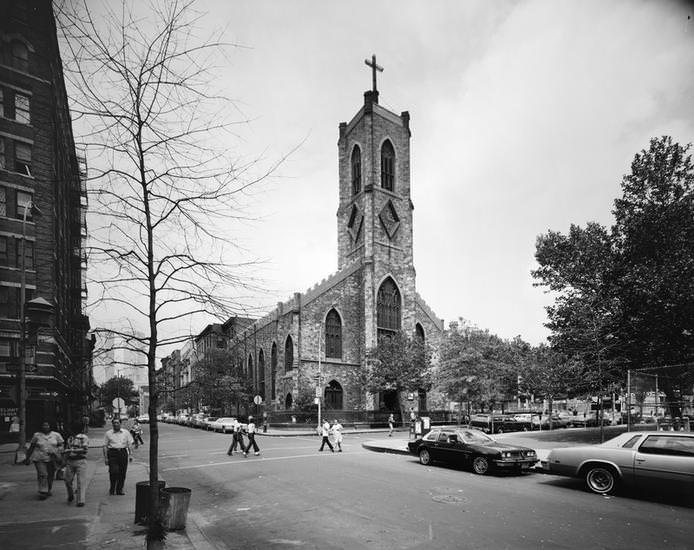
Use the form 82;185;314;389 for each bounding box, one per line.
626;364;693;431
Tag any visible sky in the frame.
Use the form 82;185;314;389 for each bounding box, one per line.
76;0;694;349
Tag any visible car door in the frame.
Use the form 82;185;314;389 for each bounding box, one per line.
432;431;454;463
633;435;694;493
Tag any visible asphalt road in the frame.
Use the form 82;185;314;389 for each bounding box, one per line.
155;424;693;550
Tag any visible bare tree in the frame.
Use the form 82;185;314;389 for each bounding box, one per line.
57;1;282;545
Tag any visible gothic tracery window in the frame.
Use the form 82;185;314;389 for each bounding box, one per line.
381;140;395;192
325;309;342;359
285;335;294;371
258;348;265;399
377;277;401;335
271;342;277;400
351;145;361;195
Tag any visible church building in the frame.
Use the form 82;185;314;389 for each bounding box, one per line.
227;59;443;419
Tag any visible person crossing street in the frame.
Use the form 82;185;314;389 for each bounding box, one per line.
243;416;260;457
318;419;334;452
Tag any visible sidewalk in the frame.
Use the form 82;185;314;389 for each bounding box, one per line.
0;427;214;550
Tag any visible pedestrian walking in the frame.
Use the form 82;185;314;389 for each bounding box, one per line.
103;418;134;495
227;419;245;455
243;416;260;457
64;421;89;507
24;421;64;500
130;419;144;448
332;419;344;452
318;419;334;452
388;413;395;437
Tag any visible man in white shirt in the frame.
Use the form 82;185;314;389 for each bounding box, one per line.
103;418;134;495
243;416;260;457
331;419;343;452
318;419;334;452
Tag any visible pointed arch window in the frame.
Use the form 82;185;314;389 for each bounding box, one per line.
415;323;425;344
381;140;395;191
377;277;401;335
285;335;294;371
258;348;265;399
271;342;277;400
325;309;342;359
351;145;362;195
248;354;254;389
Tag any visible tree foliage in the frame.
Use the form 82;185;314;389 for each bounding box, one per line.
100;376;138;408
365;331;432;416
533;136;694;415
436;321;519;413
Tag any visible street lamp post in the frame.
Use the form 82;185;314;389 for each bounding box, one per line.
15;201;41;464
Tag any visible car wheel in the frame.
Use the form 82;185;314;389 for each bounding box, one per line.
585;465;617;494
472;456;490;475
497;427;504;434
419;448;431;466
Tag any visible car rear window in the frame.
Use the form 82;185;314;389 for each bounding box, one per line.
621;435;642;449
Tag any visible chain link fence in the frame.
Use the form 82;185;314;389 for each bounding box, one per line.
626;364;693;431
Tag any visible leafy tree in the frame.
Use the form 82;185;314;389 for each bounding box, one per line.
100;376;138;410
437;321;518;421
365;331;432;420
533;136;694;418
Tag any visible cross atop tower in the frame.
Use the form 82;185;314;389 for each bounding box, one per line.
364;54;383;93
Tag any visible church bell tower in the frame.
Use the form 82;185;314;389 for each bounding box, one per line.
336;56;417;350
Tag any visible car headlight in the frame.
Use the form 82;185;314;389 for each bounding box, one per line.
501;451;511;458
526;450;536;457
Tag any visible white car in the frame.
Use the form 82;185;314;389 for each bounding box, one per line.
213;417;238;433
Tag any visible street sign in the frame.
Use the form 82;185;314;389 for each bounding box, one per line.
253;395;263;405
112;397;125;411
315;387;321;398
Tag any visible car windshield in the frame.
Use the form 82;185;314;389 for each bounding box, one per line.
207;417;218;422
457;429;494;444
218;418;235;422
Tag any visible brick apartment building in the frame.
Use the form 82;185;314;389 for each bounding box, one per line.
0;0;91;439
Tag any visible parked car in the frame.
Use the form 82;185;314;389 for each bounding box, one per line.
543;431;694;496
408;427;538;475
190;414;207;429
203;417;219;430
469;413;531;434
136;414;149;424
213;417;238;433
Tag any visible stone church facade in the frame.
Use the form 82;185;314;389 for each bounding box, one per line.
227;85;443;418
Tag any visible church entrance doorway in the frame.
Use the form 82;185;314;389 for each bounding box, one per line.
324;380;343;410
285;393;293;410
380;390;398;411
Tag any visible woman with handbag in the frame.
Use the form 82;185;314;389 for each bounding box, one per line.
24;421;64;500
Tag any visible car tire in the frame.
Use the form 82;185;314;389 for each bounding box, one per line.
497;427;504;434
585;465;617;494
419;448;431;466
472;456;490;475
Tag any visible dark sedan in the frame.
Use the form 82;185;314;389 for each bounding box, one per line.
408;427;538;475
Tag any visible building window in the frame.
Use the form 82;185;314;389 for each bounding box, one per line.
0;236;7;265
14;142;31;176
271;342;277;400
0;286;31;319
0;187;6;216
16;239;34;269
258;348;265;399
248;354;254;389
0;140;4;170
415;323;425;343
377;277;401;334
285;335;294;371
351;145;361;195
16;190;32;219
11;40;29;71
0;338;12;358
381;140;395;191
14;93;30;124
325;309;342;359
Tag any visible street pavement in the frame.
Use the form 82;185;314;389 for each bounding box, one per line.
0;428;676;550
0;424;407;549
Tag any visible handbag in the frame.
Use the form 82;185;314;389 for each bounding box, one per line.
55;466;65;480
